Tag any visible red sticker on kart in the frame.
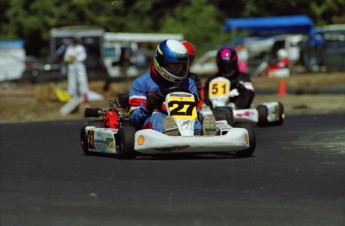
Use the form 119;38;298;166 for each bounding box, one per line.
235;111;254;117
166;94;197;120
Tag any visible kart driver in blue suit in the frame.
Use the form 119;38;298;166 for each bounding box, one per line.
128;39;216;136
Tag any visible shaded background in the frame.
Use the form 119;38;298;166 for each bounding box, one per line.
1;0;345;58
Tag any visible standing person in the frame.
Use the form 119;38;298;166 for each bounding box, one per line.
181;40;204;109
134;43;148;73
119;48;132;77
128;39;216;136
204;47;255;109
63;37;89;106
235;44;249;73
264;48;289;77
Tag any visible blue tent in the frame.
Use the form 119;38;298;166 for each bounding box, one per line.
224;15;313;37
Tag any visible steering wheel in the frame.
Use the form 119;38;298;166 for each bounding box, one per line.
161;86;199;107
161;86;191;96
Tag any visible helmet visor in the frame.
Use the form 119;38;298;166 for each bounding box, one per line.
220;60;237;76
165;62;188;78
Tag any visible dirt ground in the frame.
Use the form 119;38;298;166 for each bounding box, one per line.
0;73;345;123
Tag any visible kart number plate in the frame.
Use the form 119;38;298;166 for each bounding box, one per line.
209;80;230;98
166;93;197;120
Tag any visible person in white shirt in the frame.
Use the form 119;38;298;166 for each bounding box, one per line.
235;44;249;73
63;37;89;105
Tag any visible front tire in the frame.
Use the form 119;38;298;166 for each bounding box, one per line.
213;107;234;126
236;123;256;158
115;126;136;159
257;105;269;127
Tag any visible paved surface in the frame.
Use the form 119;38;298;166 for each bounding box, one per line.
1;114;345;226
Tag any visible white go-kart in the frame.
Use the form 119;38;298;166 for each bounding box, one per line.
202;77;285;127
80;87;256;159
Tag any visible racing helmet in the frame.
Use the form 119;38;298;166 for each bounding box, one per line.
182;40;195;65
154;39;189;83
216;47;238;77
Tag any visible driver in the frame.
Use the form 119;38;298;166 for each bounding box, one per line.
182;40;204;109
204;47;255;109
128;39;216;136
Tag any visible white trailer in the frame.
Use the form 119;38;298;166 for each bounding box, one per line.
0;40;26;82
50;26;184;79
103;32;184;78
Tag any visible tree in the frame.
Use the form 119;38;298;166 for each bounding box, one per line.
159;0;223;54
1;0;344;58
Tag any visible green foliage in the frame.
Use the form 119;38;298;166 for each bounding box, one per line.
243;0;311;17
159;0;223;53
1;0;344;57
310;0;345;25
118;1;154;32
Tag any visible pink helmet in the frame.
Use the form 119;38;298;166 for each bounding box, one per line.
216;47;238;77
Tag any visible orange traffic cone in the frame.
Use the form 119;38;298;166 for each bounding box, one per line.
277;78;287;96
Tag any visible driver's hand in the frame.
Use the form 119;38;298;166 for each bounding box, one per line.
146;91;164;111
236;82;245;91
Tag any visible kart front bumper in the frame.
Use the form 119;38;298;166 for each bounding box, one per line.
134;128;249;154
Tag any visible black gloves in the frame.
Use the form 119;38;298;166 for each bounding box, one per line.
146;91;165;111
236;82;245;91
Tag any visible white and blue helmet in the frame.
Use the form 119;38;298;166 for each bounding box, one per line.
154;39;189;83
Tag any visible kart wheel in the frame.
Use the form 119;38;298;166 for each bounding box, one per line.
80;122;91;155
236;123;256;158
276;102;285;125
257;105;269;127
85;108;103;117
213;107;234;126
115;126;136;159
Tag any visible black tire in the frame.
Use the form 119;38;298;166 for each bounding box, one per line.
80;122;91;155
213;107;234;126
257;105;269;127
115;126;136;159
236;123;256;158
276;102;285;125
84;108;103;117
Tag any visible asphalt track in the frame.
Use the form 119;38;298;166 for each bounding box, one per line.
1;114;344;226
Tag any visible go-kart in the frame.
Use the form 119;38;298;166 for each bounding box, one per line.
202;77;285;127
80;87;256;159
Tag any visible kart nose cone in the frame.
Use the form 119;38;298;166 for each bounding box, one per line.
245;134;249;145
137;135;145;145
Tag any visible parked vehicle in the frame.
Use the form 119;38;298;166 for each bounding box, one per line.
49;26;184;82
190;50;217;76
0;40;25;82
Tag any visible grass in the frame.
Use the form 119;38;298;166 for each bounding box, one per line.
0;72;344;122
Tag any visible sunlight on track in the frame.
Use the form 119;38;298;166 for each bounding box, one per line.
283;130;345;154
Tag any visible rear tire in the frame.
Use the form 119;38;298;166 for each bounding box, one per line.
213;107;234;126
84;108;103;117
276;102;285;125
257;105;269;127
236;123;256;158
115;126;136;159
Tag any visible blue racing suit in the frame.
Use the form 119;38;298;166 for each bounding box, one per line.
129;65;202;133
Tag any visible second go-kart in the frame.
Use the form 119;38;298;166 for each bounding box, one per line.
80;88;256;159
202;77;285;127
